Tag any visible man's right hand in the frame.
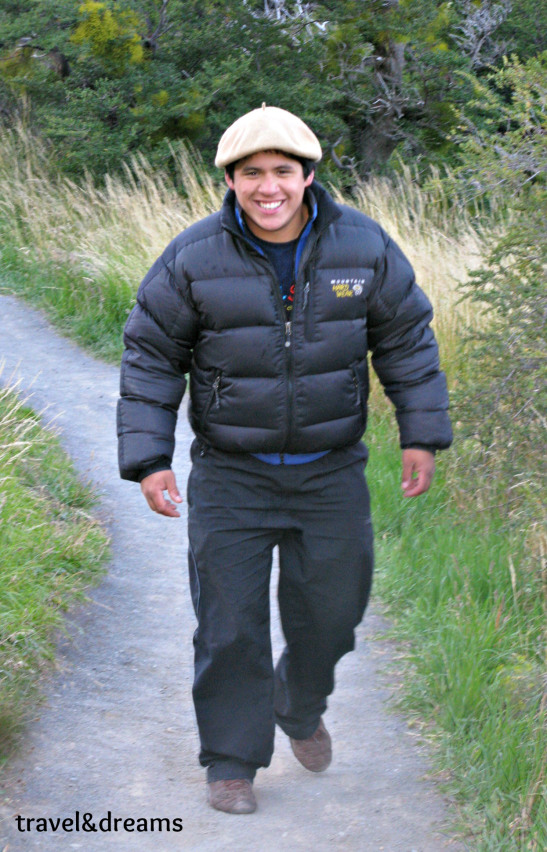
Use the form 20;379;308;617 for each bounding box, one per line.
140;470;183;517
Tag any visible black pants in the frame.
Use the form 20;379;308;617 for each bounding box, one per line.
187;440;374;782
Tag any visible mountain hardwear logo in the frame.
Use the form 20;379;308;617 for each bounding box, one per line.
331;279;366;298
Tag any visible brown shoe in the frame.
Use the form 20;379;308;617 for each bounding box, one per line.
207;779;257;814
290;718;332;772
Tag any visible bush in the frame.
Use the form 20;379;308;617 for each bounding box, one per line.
454;55;547;527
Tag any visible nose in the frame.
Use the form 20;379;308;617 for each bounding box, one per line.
259;173;279;195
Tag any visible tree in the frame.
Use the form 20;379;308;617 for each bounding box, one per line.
451;0;512;70
0;0;545;181
70;0;145;74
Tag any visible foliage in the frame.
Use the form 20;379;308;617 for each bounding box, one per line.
315;0;472;175
457;52;547;194
454;54;547;520
444;66;546;844
0;0;544;182
70;0;145;73
496;0;547;59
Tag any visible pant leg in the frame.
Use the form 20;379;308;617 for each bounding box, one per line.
274;450;374;739
187;444;280;778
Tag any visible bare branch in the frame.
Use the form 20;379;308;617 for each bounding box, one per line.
329;136;356;171
143;0;173;55
451;1;513;69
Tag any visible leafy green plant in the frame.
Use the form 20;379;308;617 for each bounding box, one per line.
0;0;543;182
454;54;546;522
71;0;145;73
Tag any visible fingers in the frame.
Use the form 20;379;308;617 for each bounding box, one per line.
140;470;183;517
151;492;182;517
402;469;430;497
401;449;435;498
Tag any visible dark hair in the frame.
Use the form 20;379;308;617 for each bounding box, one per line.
225;150;315;181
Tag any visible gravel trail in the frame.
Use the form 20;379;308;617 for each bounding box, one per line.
0;295;463;851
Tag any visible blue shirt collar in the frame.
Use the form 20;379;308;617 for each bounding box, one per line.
234;189;318;252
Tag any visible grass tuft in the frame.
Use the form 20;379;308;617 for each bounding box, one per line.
366;407;546;850
0;380;109;756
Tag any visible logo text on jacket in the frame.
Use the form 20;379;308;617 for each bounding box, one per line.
331;279;366;297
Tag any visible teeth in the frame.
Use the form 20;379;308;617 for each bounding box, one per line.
258;201;282;209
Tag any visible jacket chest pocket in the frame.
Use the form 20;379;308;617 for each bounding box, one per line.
325;274;372;322
302;280;314;341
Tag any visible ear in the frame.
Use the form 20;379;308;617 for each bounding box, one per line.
304;170;315;187
225;170;235;191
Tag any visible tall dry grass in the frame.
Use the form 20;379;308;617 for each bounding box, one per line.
0;126;224;357
0;125;485;369
1;125;223;266
335;167;487;361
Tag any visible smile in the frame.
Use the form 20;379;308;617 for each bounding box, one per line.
256;201;283;210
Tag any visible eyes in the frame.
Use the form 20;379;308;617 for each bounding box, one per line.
241;168;294;178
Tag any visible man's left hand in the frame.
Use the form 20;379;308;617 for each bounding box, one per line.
401;449;436;498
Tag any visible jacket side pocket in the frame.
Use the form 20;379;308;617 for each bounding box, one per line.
199;370;222;432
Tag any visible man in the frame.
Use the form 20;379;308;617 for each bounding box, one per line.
117;104;452;815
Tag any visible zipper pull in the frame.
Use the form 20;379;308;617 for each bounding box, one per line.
353;373;361;405
303;281;310;310
213;374;221;408
285;321;292;348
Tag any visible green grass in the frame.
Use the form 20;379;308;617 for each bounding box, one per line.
0;243;133;362
0;385;109;756
366;402;546;851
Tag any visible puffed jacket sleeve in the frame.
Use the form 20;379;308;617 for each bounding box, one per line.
367;233;452;450
117;240;199;481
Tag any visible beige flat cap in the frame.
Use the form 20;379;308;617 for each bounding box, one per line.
215;104;322;168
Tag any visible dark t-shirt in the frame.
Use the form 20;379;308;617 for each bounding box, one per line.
251;234;298;317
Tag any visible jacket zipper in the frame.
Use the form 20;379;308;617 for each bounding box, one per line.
226;221;328;451
352;363;363;413
212;373;221;408
238;242;293;450
353;371;361;406
284;320;293;451
200;370;222;430
302;279;314;339
285;321;292;348
302;281;310;311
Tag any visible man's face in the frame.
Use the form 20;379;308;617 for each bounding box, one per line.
225;151;314;243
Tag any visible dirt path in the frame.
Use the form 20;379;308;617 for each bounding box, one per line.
0;295;464;851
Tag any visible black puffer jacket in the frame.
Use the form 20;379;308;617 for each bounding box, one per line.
118;182;452;481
